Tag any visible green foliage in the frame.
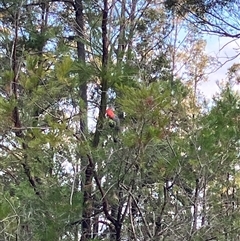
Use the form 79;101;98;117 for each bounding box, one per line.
164;0;236;15
0;0;240;240
55;56;74;85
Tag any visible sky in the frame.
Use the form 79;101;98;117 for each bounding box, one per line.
199;35;240;99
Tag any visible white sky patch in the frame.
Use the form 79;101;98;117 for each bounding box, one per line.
199;35;240;98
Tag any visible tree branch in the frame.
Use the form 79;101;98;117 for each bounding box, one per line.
87;154;116;225
92;0;109;147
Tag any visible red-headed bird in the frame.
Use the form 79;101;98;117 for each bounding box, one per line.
106;108;120;130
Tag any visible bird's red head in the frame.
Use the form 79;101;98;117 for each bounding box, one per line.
106;108;115;119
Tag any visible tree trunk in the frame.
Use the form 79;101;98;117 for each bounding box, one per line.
75;1;92;241
75;0;87;131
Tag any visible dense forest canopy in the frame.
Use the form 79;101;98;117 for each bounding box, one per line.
0;0;239;241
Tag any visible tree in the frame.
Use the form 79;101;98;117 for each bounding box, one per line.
0;0;240;240
0;0;84;240
164;0;240;38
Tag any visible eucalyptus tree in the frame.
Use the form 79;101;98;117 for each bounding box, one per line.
164;0;239;38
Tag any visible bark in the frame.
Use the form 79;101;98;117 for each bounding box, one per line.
90;2;110;238
154;183;169;238
10;3;46;199
92;0;109;147
81;163;94;241
116;0;126;63
75;0;87;132
126;0;137;60
75;0;85;62
11;12;22;137
191;178;200;236
74;1;93;240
